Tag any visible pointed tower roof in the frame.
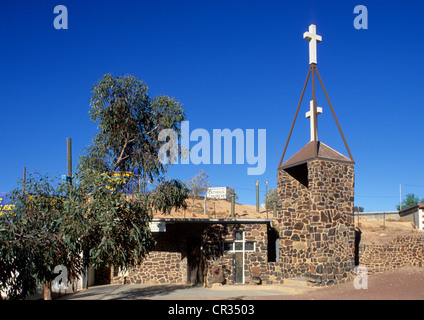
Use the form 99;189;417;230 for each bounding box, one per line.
280;141;354;170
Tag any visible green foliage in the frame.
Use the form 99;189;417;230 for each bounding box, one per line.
79;73;186;181
397;193;424;211
264;188;278;210
63;171;156;271
0;74;188;299
151;179;189;215
73;73;188;268
0;173;83;300
353;206;364;213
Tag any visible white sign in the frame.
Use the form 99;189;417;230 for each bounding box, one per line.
150;221;166;232
207;187;234;200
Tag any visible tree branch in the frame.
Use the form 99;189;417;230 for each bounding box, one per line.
113;139;129;171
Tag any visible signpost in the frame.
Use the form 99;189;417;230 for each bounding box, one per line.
0;193;14;215
149;221;166;232
206;187;234;200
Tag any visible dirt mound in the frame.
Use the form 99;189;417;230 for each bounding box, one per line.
153;198;270;219
355;218;422;245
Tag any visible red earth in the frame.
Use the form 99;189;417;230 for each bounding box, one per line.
245;266;424;300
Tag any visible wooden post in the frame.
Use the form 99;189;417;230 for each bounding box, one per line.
383;212;386;229
265;181;268;218
23;166;26;192
43;281;52;300
67;138;72;185
255;181;259;213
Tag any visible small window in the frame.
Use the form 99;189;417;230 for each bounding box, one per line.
224;242;233;251
235;231;243;240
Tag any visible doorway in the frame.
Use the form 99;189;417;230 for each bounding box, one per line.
187;237;204;286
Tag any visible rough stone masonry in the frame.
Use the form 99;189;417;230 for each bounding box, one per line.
278;153;356;286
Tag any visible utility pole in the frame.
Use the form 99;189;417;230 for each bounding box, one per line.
67;138;72;185
255;181;259;213
23;166;26;192
399;184;402;210
231;193;235;217
265;181;268;218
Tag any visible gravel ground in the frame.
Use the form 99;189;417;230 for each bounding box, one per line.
244;266;424;300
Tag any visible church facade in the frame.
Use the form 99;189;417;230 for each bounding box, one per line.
106;219;282;286
96;24;357;287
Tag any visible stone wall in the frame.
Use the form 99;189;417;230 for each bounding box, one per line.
111;223;189;285
109;222;282;286
359;235;424;274
244;224;284;284
111;251;185;285
277;159;356;286
203;223;284;285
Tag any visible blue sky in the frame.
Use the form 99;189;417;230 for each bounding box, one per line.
1;0;423;212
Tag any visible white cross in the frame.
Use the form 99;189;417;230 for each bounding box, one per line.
306;100;322;141
303;24;322;65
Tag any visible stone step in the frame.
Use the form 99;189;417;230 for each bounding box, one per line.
281;278;315;294
209;278;316;295
283;277;310;287
278;284;313;294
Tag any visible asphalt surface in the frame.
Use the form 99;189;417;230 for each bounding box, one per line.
60;281;314;300
59;266;424;301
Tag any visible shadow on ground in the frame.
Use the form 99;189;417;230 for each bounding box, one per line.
61;284;201;300
114;284;196;300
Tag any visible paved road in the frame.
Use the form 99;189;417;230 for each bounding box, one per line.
60;282;314;300
60;267;424;300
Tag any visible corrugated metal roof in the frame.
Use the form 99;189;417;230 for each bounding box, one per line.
399;203;424;215
280;140;354;169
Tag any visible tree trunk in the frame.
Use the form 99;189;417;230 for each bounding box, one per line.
43;281;52;300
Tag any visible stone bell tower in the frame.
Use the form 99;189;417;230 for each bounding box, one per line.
277;25;356;286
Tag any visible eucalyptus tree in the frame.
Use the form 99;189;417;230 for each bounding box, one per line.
72;73;189;277
0;173;83;300
0;74;189;299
